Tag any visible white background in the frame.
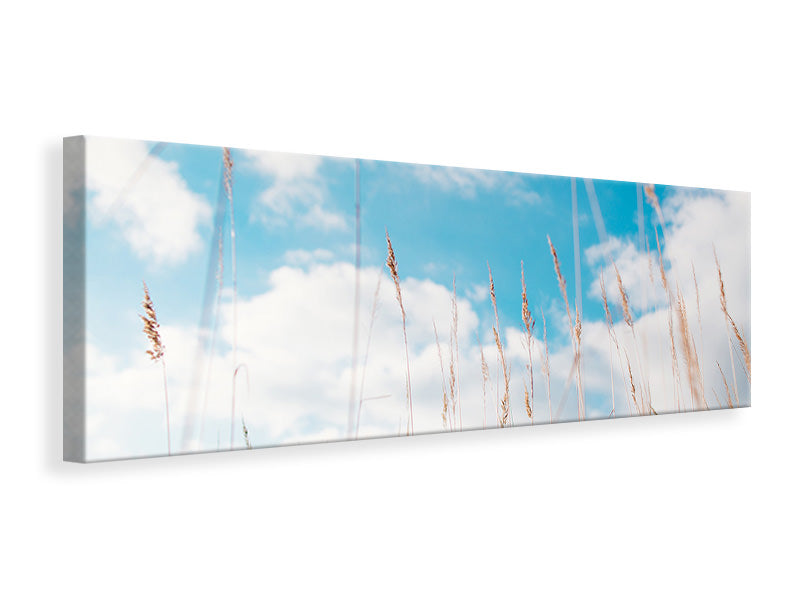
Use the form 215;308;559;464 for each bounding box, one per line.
2;1;798;598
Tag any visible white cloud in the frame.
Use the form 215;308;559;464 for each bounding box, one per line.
85;137;212;266
245;151;321;180
244;149;348;231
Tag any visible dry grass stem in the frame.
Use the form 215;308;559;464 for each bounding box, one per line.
574;311;585;419
613;260;654;413
692;263;707;402
600;274;626;417
540;309;552;424
715;250;751;384
450;276;461;430
223;147;239;450
355;274;382;439
488;263;512;426
140;281;170;455
386;231;413;434
625;351;641;415
521;261;535;424
493;325;510;427
348;159;362;438
434;321;450;429
715;248;743;407
547;236;584;419
717;361;734;409
656;229;682;411
675;287;707;410
478;331;490;428
613;261;634;330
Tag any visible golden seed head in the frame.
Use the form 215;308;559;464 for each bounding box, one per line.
223;147;234;200
613;262;634;329
521;260;534;334
385;231;406;322
524;386;532;420
493;325;510;427
547;236;572;324
644;184;660;211
488;263;498;322
600;273;613;327
140;281;164;362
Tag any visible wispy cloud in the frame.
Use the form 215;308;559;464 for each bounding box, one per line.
413;165;500;196
412;163;541;205
244;150;348;231
282;248;335;265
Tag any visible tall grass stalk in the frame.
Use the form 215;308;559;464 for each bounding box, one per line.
140;282;171;455
450;276;461;430
386;231;413;434
348;159;361;438
655;229;682;412
355;274;381;439
223;148;239;449
692;264;707;403
599;274;624;417
477;331;490;428
715;249;742;404
540;309;552;424
570;178;586;420
488;264;510;427
717;362;734;409
675;286;707;410
434;321;450;429
715;249;751;389
624;350;641;415
493;326;510;427
613;261;653;414
521;261;535;424
547;237;584;420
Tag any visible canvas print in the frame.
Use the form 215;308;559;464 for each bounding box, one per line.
63;136;751;462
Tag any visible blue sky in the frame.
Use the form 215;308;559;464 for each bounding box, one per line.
81;137;751;461
87;141;664;340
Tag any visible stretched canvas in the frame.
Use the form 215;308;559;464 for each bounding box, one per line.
63;136;751;462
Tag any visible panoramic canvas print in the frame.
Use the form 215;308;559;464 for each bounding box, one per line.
63;136;751;462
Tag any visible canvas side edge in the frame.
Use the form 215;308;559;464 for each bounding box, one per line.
63;136;87;462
